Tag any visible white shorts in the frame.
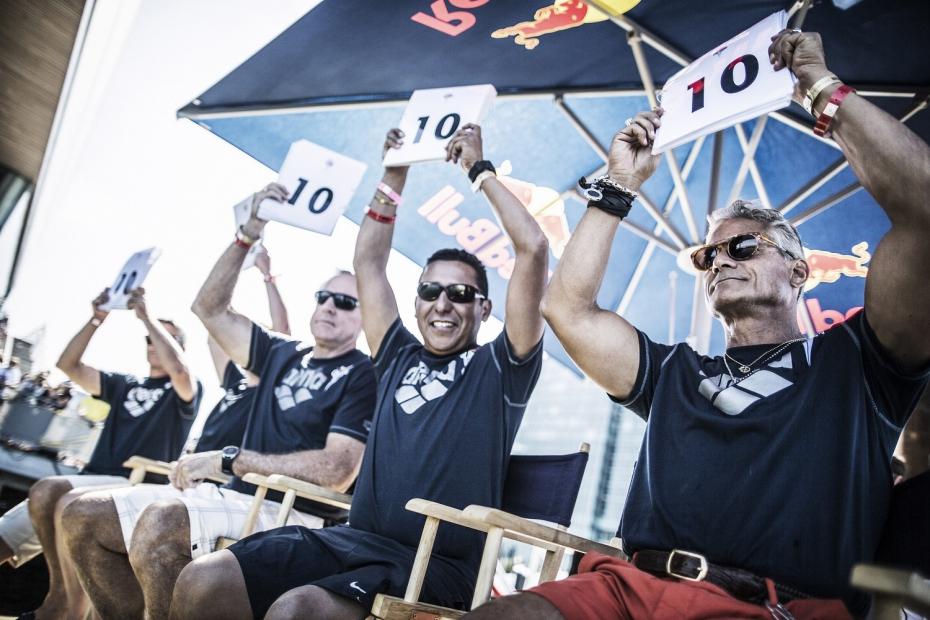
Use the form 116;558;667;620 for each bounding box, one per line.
108;483;324;559
0;474;128;567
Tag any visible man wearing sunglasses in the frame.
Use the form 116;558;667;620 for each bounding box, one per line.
467;30;930;620
168;126;548;619
0;287;201;619
59;185;377;620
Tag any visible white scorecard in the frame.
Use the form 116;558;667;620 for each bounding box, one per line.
382;84;498;167
101;248;162;310
232;196;262;271
652;11;795;154
258;140;367;235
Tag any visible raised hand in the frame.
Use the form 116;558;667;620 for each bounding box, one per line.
768;30;833;106
444;123;484;172
244;183;288;239
126;287;149;321
91;289;110;322
608;108;663;190
382;128;408;171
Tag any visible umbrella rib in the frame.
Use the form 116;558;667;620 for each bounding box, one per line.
789;182;863;227
727;117;772;209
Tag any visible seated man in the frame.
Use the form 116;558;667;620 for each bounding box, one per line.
61;186;377;620
0;287;200;619
169;124;549;620
467;31;930;620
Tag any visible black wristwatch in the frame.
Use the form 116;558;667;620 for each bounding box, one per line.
221;446;240;475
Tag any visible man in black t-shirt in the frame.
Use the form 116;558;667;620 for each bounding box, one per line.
61;187;376;620
0;287;200;619
468;32;930;620
169;125;549;620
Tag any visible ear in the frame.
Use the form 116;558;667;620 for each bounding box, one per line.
480;298;492;322
790;258;810;293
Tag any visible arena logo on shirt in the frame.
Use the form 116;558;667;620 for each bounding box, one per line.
395;349;475;414
218;384;248;413
697;349;804;416
124;382;169;418
274;364;354;411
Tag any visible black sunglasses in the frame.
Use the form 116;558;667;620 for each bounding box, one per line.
690;232;794;272
417;282;486;304
315;290;359;311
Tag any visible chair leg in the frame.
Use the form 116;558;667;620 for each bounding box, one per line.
274;489;296;528
470;527;504;611
538;548;565;584
127;467;146;485
239;485;268;539
404;516;440;603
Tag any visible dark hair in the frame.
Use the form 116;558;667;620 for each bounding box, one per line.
425;248;489;297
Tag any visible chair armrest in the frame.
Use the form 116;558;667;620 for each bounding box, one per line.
850;564;930;616
123;456;174;476
462;506;626;558
262;474;353;510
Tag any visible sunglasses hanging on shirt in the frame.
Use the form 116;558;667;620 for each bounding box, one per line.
416;282;486;304
314;290;359;311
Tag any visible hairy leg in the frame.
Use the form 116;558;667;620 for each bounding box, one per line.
61;492;144;619
265;585;366;620
128;500;193;620
27;477;75;618
39;489;96;620
463;592;565;620
169;549;252;620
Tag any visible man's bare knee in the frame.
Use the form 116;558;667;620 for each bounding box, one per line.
266;585;365;620
128;499;190;570
28;477;74;518
171;550;250;620
60;493;123;557
464;592;564;620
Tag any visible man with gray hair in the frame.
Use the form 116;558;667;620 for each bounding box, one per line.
467;29;930;620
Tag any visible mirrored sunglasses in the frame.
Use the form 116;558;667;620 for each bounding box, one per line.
315;290;359;311
416;282;486;304
690;232;791;272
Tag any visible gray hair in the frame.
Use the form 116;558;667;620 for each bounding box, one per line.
708;200;803;260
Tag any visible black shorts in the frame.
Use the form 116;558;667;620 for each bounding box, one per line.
227;524;476;618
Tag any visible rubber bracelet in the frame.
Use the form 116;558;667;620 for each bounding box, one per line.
471;170;496;193
365;207;396;224
263;274;276;284
813;85;855;138
467;160;496;183
235;226;258;247
90;317;103;327
376;182;402;206
373;194;396;207
803;75;841;116
234;238;253;249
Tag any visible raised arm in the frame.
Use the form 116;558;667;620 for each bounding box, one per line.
541;111;662;398
253;245;291;335
127;288;195;402
445;124;548;357
55;289;108;396
206;335;230;383
771;31;930;372
352;129;406;357
192;184;287;367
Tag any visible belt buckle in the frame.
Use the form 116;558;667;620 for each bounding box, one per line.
665;549;708;582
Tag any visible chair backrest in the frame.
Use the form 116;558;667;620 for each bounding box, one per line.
501;443;589;528
875;468;930;574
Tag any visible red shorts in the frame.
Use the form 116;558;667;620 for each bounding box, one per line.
528;552;852;620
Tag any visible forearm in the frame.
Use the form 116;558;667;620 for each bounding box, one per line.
143;317;189;375
480;178;548;255
56;321;97;373
192;242;249;319
827;92;930;224
353;169;408;275
234;448;356;492
265;281;291;335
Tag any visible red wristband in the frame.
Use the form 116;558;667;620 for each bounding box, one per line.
234;237;253;249
813;84;855;138
365;207;396;224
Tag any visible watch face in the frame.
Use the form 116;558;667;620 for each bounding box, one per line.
222;446;239;460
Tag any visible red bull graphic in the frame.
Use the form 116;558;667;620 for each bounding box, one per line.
491;0;640;49
802;241;870;292
411;0;491;38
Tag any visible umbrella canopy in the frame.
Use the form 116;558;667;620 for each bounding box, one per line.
179;0;930;371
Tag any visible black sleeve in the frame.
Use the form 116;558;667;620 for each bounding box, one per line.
175;379;202;420
222;361;246;390
490;329;544;407
328;361;378;443
372;319;419;379
96;371;132;404
608;330;678;421
845;310;930;428
246;323;292;375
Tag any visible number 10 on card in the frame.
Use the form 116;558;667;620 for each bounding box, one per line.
258;140;367;235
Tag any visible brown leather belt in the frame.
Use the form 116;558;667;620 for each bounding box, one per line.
632;549;811;607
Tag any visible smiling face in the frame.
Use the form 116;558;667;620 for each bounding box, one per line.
703;218;807;320
415;260;491;356
310;273;362;350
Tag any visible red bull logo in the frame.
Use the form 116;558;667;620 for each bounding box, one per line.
491;0;640;50
802;241;870;292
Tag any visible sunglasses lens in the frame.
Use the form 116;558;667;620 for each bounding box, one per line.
417;283;442;301
332;294;358;311
145;336;152;345
447;284;476;303
729;234;760;260
691;247;715;271
314;291;331;305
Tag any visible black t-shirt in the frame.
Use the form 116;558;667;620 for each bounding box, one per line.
224;324;377;496
614;311;929;612
194;361;254;452
85;372;202;476
349;319;543;568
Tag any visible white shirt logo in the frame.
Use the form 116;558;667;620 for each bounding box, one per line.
123;382;170;418
274;364;353;411
698;352;794;416
394;350;474;414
